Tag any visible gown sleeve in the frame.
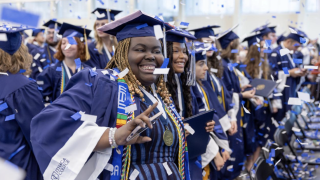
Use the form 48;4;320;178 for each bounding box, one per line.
31;68;118;180
11;82;44;147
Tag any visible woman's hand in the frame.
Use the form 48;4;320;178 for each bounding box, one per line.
228;121;237;136
221;150;230;162
241;88;256;99
205;121;215;132
241;84;252;92
214;153;225;171
184;123;191;137
114;102;158;146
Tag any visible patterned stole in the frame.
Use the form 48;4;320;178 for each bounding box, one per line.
60;62;83;94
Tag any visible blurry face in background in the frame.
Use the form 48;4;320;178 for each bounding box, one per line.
202;37;214;57
35;32;45;43
172;42;188;74
46;29;55;43
270;32;277;44
196;60;208;80
286;39;300;51
61;37;78;59
95;19;110;38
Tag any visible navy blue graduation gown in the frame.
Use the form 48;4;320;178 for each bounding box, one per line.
36;61;88;103
220;58;244;180
26;43;39;54
30;44;57;79
269;45;301;121
0;73;44;180
86;42;111;69
31;68;188;180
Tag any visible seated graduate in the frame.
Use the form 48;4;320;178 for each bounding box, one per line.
0;27;45;180
31;11;191;180
268;26;307;122
30;19;62;79
36;23;91;104
215;25;256;180
86;8;121;69
26;28;45;54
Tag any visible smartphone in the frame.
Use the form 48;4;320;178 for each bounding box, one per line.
126;111;163;142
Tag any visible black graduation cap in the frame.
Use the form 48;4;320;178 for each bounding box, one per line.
188;25;220;39
166;28;196;43
242;34;262;47
0;26;30;55
98;10;174;42
216;24;239;49
32;28;45;37
43;19;62;30
277;34;286;45
92;8;122;21
58;23;91;38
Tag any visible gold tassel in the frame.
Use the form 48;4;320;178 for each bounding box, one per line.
84;28;90;60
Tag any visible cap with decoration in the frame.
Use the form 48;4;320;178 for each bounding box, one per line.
166;28;196;43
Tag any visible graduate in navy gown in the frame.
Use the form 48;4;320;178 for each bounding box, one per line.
31;11;191;180
30;20;62;79
36;23;91;104
216;25;256;179
26;28;45;54
268;26;307;122
191;44;235;180
86;8;122;69
241;34;281;170
0;27;44;180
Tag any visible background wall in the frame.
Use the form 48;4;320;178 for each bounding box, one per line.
0;0;319;43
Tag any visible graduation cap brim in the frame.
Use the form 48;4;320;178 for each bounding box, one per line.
43;20;62;29
188;25;220;32
98;10;174;36
216;24;239;39
32;28;45;36
242;34;261;47
166;29;196;43
58;22;91;37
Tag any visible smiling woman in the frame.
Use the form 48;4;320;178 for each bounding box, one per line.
36;23;91;104
31;11;190;180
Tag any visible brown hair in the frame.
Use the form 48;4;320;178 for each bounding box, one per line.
166;41;193;118
244;42;269;79
93;21;118;54
106;38;172;105
218;39;239;62
0;42;32;75
54;37;87;62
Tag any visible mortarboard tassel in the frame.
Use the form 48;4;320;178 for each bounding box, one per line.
187;41;196;86
162;25;168;82
84;28;90;60
106;8;113;41
53;23;58;42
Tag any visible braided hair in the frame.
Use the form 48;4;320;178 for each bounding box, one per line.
166;41;193;118
106;38;172;105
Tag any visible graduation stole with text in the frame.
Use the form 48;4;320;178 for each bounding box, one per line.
111;70;190;180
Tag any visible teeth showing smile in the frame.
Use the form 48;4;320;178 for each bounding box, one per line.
177;62;184;65
141;65;155;70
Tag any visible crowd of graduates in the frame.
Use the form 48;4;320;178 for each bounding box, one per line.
1;7;320;180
